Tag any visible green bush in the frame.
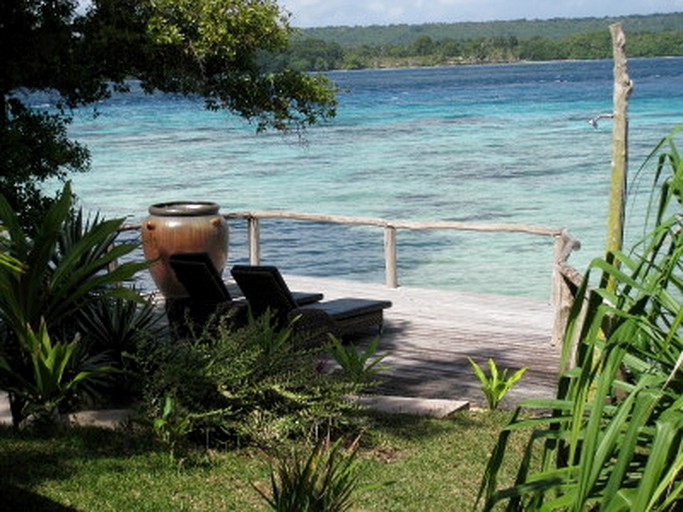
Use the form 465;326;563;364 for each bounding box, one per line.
479;132;683;510
139;312;368;448
0;320;114;426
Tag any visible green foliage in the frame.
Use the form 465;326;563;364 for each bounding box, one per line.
142;0;337;131
0;102;90;231
75;297;165;368
479;132;683;510
468;358;527;410
0;183;146;336
275;38;345;72
140;312;367;447
0;320;114;425
284;14;683;70
2;1;337;224
328;336;387;385
0;229;22;274
300;13;683;48
0;183;148;425
257;436;372;512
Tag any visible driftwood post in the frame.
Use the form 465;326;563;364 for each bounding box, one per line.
551;229;581;345
605;23;633;279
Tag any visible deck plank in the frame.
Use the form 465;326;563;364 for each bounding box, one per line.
283;275;560;408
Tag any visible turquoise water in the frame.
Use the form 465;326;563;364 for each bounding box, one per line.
62;57;683;297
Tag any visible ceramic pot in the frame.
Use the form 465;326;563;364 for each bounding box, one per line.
141;201;228;298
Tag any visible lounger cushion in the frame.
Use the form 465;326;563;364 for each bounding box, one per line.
301;298;392;320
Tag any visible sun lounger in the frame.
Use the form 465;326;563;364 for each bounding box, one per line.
167;253;322;329
230;265;392;345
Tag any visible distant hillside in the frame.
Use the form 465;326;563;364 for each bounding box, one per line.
298;13;683;47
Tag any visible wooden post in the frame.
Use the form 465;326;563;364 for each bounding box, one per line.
606;23;633;285
248;216;260;265
551;230;582;346
384;225;398;288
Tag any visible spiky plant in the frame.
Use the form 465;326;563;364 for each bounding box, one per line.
479;131;683;511
0;182;148;425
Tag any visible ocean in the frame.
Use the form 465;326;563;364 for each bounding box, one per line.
61;57;683;298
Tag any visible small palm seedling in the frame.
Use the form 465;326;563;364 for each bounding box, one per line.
468;357;527;410
328;336;387;384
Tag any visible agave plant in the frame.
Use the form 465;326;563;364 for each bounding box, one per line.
0;182;149;425
478;132;683;510
257;436;371;512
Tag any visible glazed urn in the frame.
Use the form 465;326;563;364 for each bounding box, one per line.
141;201;228;298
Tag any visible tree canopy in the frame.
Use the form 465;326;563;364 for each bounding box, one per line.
1;0;337;227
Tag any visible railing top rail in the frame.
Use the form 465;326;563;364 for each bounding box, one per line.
223;210;565;238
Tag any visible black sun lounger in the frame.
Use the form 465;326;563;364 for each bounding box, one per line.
167;253;323;328
230;265;392;345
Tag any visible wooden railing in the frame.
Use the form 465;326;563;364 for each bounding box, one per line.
223;210;582;344
124;210;582;345
224;210;577;281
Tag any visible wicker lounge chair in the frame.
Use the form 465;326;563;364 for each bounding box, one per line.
230;265;392;345
167;253;322;329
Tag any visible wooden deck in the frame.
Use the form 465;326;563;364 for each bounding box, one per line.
0;275;561;426
282;275;561;409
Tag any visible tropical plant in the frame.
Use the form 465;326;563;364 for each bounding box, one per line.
0;182;148;425
0;227;22;273
328;336;387;385
0;320;114;425
256;436;374;512
468;357;527;410
75;297;165;368
478;131;683;511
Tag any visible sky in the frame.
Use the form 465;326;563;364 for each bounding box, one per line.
279;0;683;28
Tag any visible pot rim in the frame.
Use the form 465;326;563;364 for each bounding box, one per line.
148;201;220;216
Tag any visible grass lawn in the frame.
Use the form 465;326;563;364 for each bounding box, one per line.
0;409;529;511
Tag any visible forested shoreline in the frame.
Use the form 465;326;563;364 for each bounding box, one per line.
271;13;683;71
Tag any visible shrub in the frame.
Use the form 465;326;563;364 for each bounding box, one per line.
139;312;367;448
0;320;115;426
328;336;387;385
